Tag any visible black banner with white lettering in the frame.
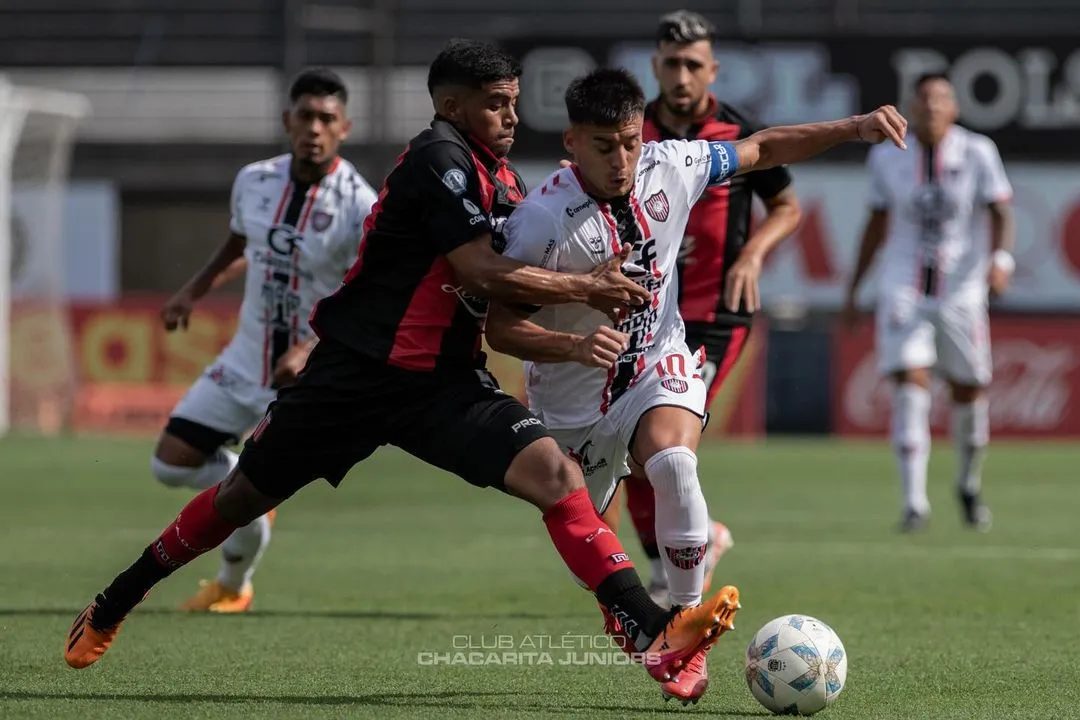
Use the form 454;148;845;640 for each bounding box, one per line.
501;37;1080;160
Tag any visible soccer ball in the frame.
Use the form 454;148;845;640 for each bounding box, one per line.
745;614;848;716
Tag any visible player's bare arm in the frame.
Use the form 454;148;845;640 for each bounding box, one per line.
843;209;890;329
724;187;802;313
271;337;318;388
486;302;629;368
161;232;247;331
732;106;908;176
987;199;1015;297
446;240;649;322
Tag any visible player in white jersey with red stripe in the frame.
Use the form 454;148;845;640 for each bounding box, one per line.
844;72;1014;533
151;68;377;612
488;67;908;705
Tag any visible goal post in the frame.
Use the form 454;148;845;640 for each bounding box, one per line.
0;76;90;437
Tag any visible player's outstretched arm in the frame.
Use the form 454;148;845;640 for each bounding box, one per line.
161;232;247;331
447;239;648;323
732;106;908;175
486;303;629;368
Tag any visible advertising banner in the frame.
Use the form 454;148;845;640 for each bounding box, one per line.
505;37;1080;160
833;316;1080;437
11;297;765;437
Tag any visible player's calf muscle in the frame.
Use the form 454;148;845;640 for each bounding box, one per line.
213;470;279;525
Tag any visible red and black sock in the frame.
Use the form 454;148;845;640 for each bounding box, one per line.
542;488;667;648
625;473;661;560
93;485;238;628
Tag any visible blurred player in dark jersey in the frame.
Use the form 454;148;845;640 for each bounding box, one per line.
620;11;803;606
65;39;741;691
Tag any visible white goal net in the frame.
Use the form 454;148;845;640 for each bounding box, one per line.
0;77;89;437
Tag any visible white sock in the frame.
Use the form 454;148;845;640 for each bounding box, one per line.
218;513;272;592
644;446;709;608
150;449;238;491
953;398;989;495
891;384;932;515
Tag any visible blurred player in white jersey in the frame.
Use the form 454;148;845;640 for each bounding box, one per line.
152;68;377;610
488;67;907;704
844;72;1014;532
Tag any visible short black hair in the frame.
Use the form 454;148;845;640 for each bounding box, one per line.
915;71;952;91
565;68;646;127
427;38;522;96
289;67;348;104
656;10;717;45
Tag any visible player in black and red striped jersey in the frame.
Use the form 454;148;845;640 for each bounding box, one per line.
617;11;804;607
65;39;742;688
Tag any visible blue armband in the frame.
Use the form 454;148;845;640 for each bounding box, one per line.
707;141;739;186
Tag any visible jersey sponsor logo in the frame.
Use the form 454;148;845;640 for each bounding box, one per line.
539;238;556;267
441;283;489;318
310;210;333;232
637;158;660;177
442;168;468;195
666;544;707;570
565;198;595;218
661;377;689;394
643;191;670;222
267;224;304;255
463;198;487;225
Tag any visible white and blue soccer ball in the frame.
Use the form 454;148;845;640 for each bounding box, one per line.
745;614;848;716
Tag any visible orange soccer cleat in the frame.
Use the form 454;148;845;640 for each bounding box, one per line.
642;584;739;684
660;644;712;705
65;600;124;669
604;584;740;695
179;579;254;613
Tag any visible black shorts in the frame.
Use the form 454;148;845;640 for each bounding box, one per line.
237;338;550;498
684;322;753;407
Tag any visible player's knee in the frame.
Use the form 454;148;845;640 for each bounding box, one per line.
643;446;701;499
505;439;584;509
150;456;200;488
949;382;983;404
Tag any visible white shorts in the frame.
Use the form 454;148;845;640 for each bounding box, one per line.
170;361;277;441
545;349;708;514
875;294;992;386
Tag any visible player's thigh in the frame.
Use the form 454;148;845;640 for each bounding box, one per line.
237;342;386;499
936;300;993;387
549;421;629;516
161;373;250;463
614;350;708;465
391;371;553;494
875;300;936;376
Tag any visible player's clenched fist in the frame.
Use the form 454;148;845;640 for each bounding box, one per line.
160;288;196;331
573;326;631;369
586;243;651;322
855;106;909;149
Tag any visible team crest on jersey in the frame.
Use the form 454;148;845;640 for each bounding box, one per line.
310;210;334;232
661;377;689;394
643;191;670;222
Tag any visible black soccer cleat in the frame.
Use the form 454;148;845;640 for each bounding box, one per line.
898;509;928;533
959;490;992;532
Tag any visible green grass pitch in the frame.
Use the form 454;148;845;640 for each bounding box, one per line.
1;435;1078;719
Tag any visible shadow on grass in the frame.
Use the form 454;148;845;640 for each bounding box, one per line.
0;608;570;622
0;689;769;716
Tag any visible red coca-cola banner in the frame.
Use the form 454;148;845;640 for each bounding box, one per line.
834;315;1080;437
